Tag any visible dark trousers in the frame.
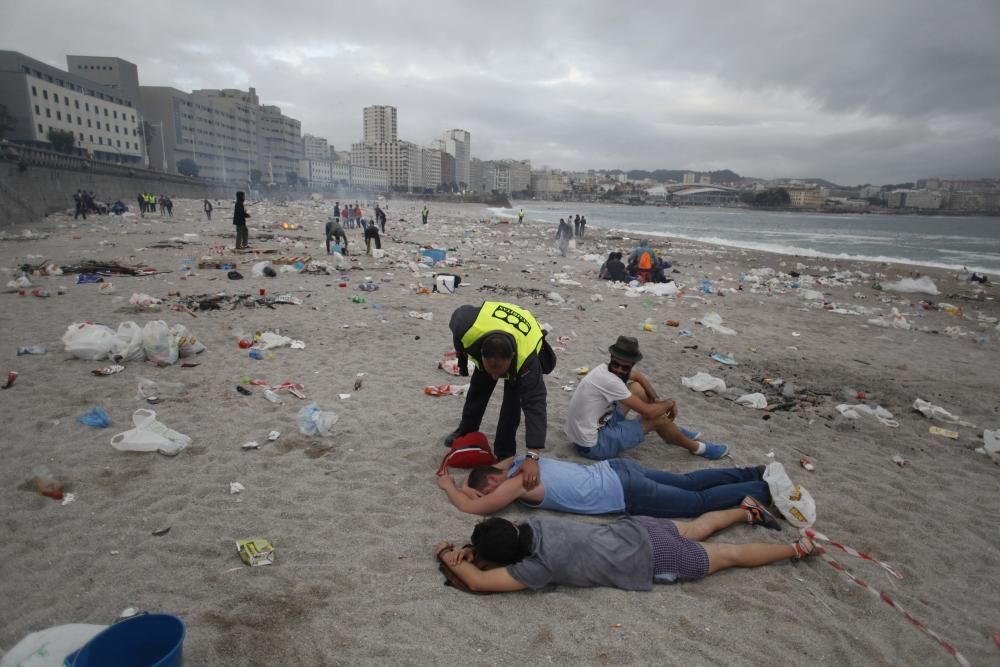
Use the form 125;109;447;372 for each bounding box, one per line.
235;223;248;248
379;219;385;233
458;368;521;459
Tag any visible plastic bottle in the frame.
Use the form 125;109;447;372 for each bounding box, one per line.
249;349;264;360
17;345;48;356
238;339;253;349
263;389;282;403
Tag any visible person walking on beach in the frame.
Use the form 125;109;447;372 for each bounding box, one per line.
433;510;813;593
233;191;250;250
73;190;86;220
518;208;525;223
438;453;775;520
574;214;581;236
354;203;362;225
203;199;213;221
568;336;729;460
422;205;430;225
340;203;349;229
375;204;387;233
444;301;556;489
579;215;586;238
333;202;341;222
555;219;573;257
326;215;348;255
137;193;145;217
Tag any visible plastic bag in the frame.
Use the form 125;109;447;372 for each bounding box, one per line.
0;623;107;667
297;403;338;436
110;321;144;362
170;323;206;358
735;393;767;409
681;372;726;393
836;404;899;428
257;331;292;350
62;322;121;360
763;462;816;528
142;320;178;365
912;398;975;427
110;409;191;455
699;312;738;335
977;429;1000;461
252;261;275;277
129;292;161;310
78;407;112;428
883;276;939;295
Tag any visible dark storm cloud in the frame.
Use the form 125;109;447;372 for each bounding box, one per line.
3;0;999;184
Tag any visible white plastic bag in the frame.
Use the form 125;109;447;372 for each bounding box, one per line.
763;462;816;528
61;322;121;360
699;312;738;335
170;323;206;357
129;292;161;310
977;429;1000;461
912;398;975;427
297;403;338;437
681;372;726;393
836;403;899;428
142;320;178;365
110;409;191;455
257;331;292;350
883;276;939;295
110;321;144;362
252;261;275;277
735;393;768;409
0;624;107;667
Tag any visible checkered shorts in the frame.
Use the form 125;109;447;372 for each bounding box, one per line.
634;516;710;582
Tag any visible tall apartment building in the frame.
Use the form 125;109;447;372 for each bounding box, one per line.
302;134;329;161
364;105;397;143
257;105;302;184
0;51;145;165
469;158;531;195
420;147;443;190
442;129;471;187
139;86;260;183
440;151;456;188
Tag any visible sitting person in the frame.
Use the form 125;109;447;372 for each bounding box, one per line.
599;252;631;282
434;508;813;593
437;453;773;519
627;240;660;283
326;216;348;255
568;336;728;460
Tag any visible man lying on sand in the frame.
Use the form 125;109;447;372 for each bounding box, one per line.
434;509;813;593
568;336;729;460
437;454;773;519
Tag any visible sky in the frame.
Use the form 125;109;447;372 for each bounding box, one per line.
3;0;1000;185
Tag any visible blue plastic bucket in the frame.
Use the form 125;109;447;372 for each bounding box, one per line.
65;614;185;667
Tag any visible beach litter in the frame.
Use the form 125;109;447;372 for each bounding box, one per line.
297;404;338;436
697;312;738;335
867;308;911;330
92;364;125;376
912;398;975;427
110;409;191;455
892;454;910;467
763;462;815;528
78;407;112;428
835;404;899;428
424;383;470;397
237;538;275;567
882;276;939;295
229;482;245;495
2;370;18;389
735;393;768;409
240;441;261;450
928;425;960;440
711;353;738;365
409;311;434;320
681;372;726;393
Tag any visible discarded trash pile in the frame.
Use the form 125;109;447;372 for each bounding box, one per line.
174;293;301;311
62;320;205;365
60;260;158;276
478;283;552;299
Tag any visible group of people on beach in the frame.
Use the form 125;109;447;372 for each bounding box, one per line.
325;201;387;256
554;214;587;256
435;299;814;593
135;192;172;217
598;240;672;284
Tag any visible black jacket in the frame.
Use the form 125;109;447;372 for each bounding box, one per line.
233;197;249;226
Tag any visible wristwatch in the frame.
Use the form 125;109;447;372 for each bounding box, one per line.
524;451;540;461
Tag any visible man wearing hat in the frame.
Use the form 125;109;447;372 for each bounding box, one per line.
566;336;729;460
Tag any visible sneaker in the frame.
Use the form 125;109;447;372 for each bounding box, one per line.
443;428;463;447
696;441;729;460
680;427;701;441
741;496;782;531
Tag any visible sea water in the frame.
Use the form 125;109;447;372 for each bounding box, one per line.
493;202;1000;273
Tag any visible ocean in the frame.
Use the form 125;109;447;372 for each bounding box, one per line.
490;202;1000;274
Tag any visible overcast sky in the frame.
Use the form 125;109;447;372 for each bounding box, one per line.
4;0;999;184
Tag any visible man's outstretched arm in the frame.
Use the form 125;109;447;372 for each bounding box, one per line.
434;542;526;592
437;474;527;515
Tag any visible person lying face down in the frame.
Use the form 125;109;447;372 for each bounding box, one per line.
436;454;773;520
434;508;814;593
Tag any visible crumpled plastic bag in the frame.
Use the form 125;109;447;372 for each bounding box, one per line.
977;429;1000;461
257;331;293;349
142;320;178;365
110;321;144;362
438;351;462;376
171;323;206;358
252;261;276;277
78;407;112;428
681;372;726;393
735;393;768;409
297;403;338;436
763;462;816;528
912;398;976;427
836;403;899;428
424;383;470;396
883;276;939;295
698;312;738;336
62;323;121;360
0;623;107;667
129;293;161;310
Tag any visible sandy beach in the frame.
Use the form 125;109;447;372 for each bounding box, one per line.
1;198;998;666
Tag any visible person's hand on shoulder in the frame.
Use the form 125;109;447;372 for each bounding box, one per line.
519;456;541;490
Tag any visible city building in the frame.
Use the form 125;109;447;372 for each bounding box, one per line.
302;134;329;161
421;147;443;190
683;172;696;184
786;186;826;209
298;158;332;186
698;174;712;185
363;105;397;143
531;169;570;196
440;151;456;188
0;50;145;165
257;104;302;184
442;129;471;187
886;189;942;210
350;164;389;191
331;162;350;185
670;185;739;206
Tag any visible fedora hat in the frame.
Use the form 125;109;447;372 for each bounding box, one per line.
608;335;643;363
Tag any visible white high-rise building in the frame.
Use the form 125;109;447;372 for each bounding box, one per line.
442;129;470;188
363;105;397;143
302;134;329;161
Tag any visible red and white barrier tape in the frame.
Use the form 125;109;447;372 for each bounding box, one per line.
804;531;969;667
804;529;903;580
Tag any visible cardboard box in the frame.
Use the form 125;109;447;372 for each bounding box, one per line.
237;538;275;566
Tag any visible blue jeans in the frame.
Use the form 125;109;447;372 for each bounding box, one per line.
575;404;645;460
608;459;770;518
